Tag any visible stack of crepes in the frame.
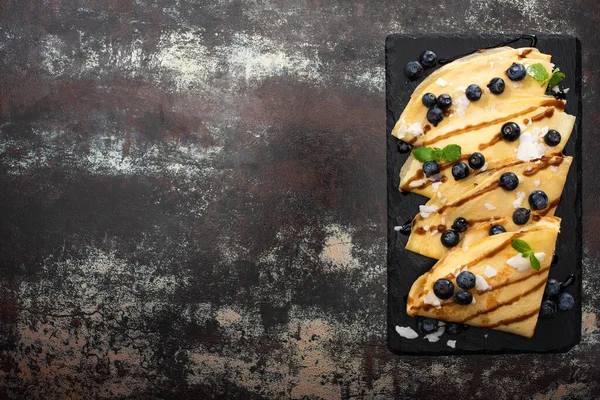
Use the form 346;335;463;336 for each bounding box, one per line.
393;47;575;337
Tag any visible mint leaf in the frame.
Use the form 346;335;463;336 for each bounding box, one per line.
529;252;541;270
547;68;566;89
442;144;461;162
526;63;549;84
434;148;444;161
412;147;437;162
511;239;532;254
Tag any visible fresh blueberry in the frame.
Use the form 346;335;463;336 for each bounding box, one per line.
433;278;455;300
427;107;444;126
422;93;437;108
499;172;519;190
528;190;549;210
454;290;473;306
506;62;527;81
451;161;470;180
487;77;505;94
417;318;439;334
557;292;575;311
468;152;485;169
500;121;521;141
544;129;562;146
456;271;476;290
436;94;452;110
451;217;468;233
420;50;438;68
398;141;412;153
544;278;561;298
512;207;531;225
441;230;460;248
540;299;557;319
489;224;506;236
445;322;463;335
466;84;482;101
404;61;424;80
422;161;440;177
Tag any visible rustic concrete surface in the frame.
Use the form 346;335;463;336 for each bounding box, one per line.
0;1;599;399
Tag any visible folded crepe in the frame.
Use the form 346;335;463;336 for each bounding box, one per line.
406;217;560;338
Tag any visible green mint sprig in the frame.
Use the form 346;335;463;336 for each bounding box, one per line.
511;239;541;270
526;63;566;89
412;144;461;163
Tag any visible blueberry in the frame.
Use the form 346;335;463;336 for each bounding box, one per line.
456;271;476;290
451;217;468;233
420;50;438;68
398;141;412;153
506;62;527;81
422;93;437;108
436;94;452;110
418;318;439;334
451;162;470;181
528;190;549;210
557;292;575;311
454;290;473;306
500;122;521;142
445;322;463;335
422;161;440;177
489;224;506;236
468;152;485;169
427;107;444;126
544;278;561;298
560;274;576;289
499;172;519;190
544;129;561;146
540;299;557;319
405;61;424;80
441;230;460;248
487;77;505;94
512;207;531;225
433;278;455;300
466;84;482;101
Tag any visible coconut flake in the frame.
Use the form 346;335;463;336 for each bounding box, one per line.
541;126;549;136
513;81;524;88
484;334;489;338
475;275;493;291
440;198;447;205
409;179;426;188
396;119;408;139
432;181;442;191
484;265;497;278
471;296;476;304
551;166;558;173
507;252;546;272
446;340;457;348
484;203;496;211
424;292;441;308
435;78;448;87
534;180;541;187
396;326;419;339
424;326;445;342
452;265;462;277
516;132;545;162
513;191;525;208
407;122;424;137
526;119;533;127
454;93;470;116
563;88;570;93
428;174;443;182
394;226;402;231
462;245;469;251
490;61;494;69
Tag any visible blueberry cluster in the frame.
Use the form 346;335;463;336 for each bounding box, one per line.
422;93;451;127
404;50;438;81
440;217;469;248
416;317;465;336
539;276;576;319
432;270;478;307
451;151;486;181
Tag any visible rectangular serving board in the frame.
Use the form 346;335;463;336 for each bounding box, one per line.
386;34;582;355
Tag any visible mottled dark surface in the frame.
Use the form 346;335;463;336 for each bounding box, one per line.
0;1;599;399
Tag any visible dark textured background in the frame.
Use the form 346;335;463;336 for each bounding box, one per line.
0;1;598;399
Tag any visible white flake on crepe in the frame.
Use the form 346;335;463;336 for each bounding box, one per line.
461;266;468;273
484;203;496;210
428;174;442;182
534;180;541;187
419;205;438;218
513;82;524;88
435;78;448;87
518;49;524;56
424;326;445;342
480;162;488;172
507;252;546;272
409;179;426;188
526;119;533;127
441;217;446;225
424;292;441;308
475;275;493;291
519;123;527;133
452;266;462;277
526;166;533;172
437;191;442;199
471;296;476;304
551;166;558;173
407;122;424;137
541;126;549;136
423;225;429;231
462;246;469;251
457;86;467;92
396;326;419;339
432;181;442;191
396;119;408;139
454;93;470;116
440;198;447;205
447;340;456;348
513;191;525;208
490;61;494;69
484;265;498;278
516;132;545;162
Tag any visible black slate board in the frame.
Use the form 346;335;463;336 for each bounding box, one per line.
386;34;582;355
